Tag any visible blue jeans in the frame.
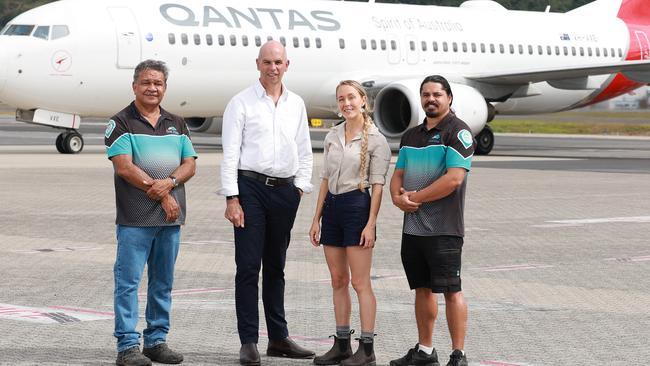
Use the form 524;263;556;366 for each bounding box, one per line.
113;225;181;352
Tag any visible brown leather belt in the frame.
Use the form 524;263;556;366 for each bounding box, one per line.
238;170;294;187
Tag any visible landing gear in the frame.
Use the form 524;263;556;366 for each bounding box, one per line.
55;131;84;154
475;125;494;155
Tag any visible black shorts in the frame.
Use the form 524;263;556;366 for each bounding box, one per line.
401;233;463;293
320;190;370;247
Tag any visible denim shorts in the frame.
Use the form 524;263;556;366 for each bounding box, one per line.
320;189;370;247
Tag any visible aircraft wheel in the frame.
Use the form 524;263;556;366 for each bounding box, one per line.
475;126;494;155
63;132;84;154
55;133;66;154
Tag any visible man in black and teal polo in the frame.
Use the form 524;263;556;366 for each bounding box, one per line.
389;75;474;366
105;60;197;366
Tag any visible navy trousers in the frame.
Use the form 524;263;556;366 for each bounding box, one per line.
234;174;301;344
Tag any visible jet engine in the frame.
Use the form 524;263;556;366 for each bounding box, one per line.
373;79;494;154
185;117;223;134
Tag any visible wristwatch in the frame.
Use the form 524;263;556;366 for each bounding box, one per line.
169;175;179;188
226;195;239;200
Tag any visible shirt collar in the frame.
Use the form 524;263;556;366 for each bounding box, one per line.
419;112;455;133
254;79;289;102
129;101;172;125
334;121;381;143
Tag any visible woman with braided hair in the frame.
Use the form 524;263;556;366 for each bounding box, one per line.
309;80;391;366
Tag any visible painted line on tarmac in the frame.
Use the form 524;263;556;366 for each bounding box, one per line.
546;216;650;225
10;246;102;254
472;264;553;272
605;255;650;263
0;303;113;324
479;362;537;366
182;239;234;245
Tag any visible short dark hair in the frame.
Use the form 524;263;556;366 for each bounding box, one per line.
419;75;452;98
133;59;168;84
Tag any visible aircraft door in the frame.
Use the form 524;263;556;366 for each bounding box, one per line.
107;7;141;68
634;31;650;60
387;35;400;64
405;35;419;65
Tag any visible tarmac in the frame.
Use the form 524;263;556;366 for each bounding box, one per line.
0;144;649;365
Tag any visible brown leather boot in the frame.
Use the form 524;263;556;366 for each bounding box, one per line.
340;338;375;366
313;335;353;365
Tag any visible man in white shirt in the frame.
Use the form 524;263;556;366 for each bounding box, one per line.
219;40;314;366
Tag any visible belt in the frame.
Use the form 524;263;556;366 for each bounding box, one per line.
238;170;294;187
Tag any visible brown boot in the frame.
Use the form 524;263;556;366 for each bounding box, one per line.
313;335;353;365
340;338;375;366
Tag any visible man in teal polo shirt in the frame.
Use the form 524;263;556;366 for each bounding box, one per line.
389;75;474;366
105;60;197;366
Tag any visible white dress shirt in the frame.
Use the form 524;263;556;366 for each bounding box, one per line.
219;80;313;196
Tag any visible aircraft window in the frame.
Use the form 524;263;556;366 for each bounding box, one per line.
255;36;261;47
471;43;476;53
443;42;448;52
230;35;237;46
168;33;175;45
603;48;608;57
218;35;225;46
528;45;533;55
587;47;592;57
518;44;523;54
33;26;49;40
206;34;213;46
304;37;310;48
194;34;200;45
579;47;584;56
546;45;552;55
610;48;615;57
595;47;600;57
380;40;386;50
554;46;559;55
421;41;426;51
316;38;322;48
433;41;438;52
371;39;377;50
51;25;69;40
242;35;248;47
3;24;35;36
499;44;504;54
390;40;396;50
293;37;299;48
181;33;188;45
410;40;416;51
361;39;367;50
279;36;286;46
339;38;345;49
563;46;568;56
452;42;458;52
571;46;576;56
462;42;467;52
489;44;495;53
618;48;622;57
537;45;543;55
267;36;273;41
508;44;514;54
480;43;485;53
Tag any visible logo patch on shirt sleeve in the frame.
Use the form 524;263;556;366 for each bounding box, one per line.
105;119;116;138
457;129;473;149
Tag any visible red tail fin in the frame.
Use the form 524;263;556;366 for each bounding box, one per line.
618;0;650;60
618;0;650;24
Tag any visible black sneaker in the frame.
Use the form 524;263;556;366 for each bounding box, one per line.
116;346;152;366
446;350;467;366
389;344;440;366
143;343;184;364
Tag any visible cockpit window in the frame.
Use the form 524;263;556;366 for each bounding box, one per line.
33;26;50;40
51;25;70;40
3;24;35;36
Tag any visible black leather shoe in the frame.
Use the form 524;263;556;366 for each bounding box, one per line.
239;343;261;366
267;337;315;359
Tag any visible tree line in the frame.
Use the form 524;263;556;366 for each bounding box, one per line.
0;0;594;28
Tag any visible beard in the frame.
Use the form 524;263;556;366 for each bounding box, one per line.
425;111;439;118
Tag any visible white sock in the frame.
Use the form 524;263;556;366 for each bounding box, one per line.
418;344;434;355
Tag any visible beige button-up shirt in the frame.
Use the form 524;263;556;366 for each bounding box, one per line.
320;122;391;195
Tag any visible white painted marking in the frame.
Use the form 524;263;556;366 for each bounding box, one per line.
547;216;650;225
0;303;113;324
138;287;231;298
475;264;553;272
182;240;233;245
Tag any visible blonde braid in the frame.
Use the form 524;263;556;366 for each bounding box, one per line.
358;109;372;191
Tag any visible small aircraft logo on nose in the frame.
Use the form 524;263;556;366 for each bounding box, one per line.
51;50;72;73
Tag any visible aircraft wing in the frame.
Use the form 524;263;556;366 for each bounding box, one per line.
466;59;650;85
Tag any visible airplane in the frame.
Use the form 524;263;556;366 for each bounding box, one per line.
0;0;649;154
